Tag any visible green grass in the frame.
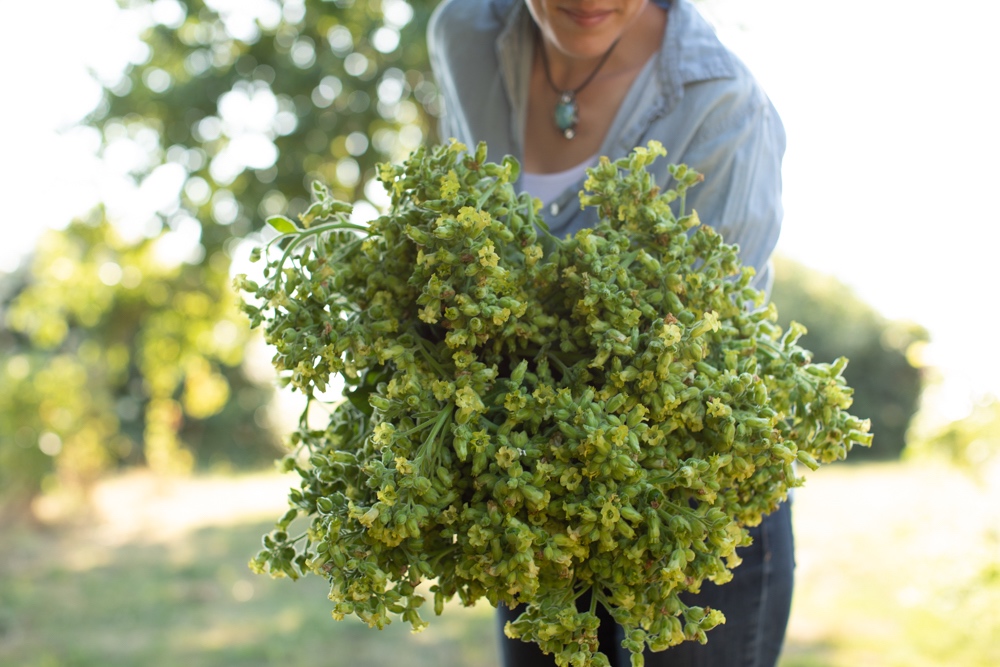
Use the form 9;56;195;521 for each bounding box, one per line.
1;461;998;666
0;518;498;667
778;461;1000;667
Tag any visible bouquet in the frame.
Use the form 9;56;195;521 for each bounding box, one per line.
237;140;871;666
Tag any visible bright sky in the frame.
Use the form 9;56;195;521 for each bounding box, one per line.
700;0;1000;422
2;0;998;424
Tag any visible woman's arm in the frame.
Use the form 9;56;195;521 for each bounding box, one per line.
675;84;786;294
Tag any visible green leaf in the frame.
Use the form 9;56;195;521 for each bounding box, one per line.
311;181;330;199
343;366;391;417
345;385;375;418
267;216;298;234
502;155;520;182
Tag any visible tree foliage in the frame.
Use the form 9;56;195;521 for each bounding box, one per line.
0;216;278;512
769;256;928;460
909;397;1000;477
102;0;439;240
0;0;440;514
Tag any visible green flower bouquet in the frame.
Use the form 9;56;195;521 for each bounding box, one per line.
236;140;871;667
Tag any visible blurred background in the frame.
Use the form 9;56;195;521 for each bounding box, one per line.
0;0;997;665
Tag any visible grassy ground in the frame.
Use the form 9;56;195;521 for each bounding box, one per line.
779;460;1000;667
1;461;998;666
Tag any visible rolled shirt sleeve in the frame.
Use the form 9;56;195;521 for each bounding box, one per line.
675;86;786;295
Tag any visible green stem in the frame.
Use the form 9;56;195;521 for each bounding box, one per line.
474;416;502;433
415;336;450;378
474;180;501;210
302;236;365;282
298;394;314;429
647;470;680;486
756;337;782;357
419;405;454;473
287;531;309;545
531;209;560;244
546;351;572;377
656;498;707;526
571;584;591;603
269;221;372;292
428;545;458;570
397;416;441;439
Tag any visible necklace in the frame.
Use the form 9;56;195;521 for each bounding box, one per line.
537;34;620;140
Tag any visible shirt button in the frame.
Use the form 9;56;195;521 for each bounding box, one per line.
549;203;560;216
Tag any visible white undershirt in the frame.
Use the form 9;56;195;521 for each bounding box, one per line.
520;154;600;206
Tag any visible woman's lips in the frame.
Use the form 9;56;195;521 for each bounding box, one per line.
561;8;615;28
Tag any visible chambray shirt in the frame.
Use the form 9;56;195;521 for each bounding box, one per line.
427;0;786;292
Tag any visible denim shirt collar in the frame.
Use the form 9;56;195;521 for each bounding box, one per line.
491;0;738;162
493;0;534;160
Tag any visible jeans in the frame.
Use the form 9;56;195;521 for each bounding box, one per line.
497;501;795;667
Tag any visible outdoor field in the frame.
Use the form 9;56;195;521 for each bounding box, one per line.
1;2;998;666
2;460;997;667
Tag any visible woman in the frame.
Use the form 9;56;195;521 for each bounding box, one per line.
427;1;793;665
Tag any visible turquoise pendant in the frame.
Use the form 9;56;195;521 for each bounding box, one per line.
554;92;577;139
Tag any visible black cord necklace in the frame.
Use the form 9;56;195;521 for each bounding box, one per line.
537;33;621;140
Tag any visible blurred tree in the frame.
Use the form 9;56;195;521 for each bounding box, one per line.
0;288;52;521
0;215;277;515
908;397;1000;478
0;0;440;517
770;255;928;460
102;0;439;240
909;396;1000;656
